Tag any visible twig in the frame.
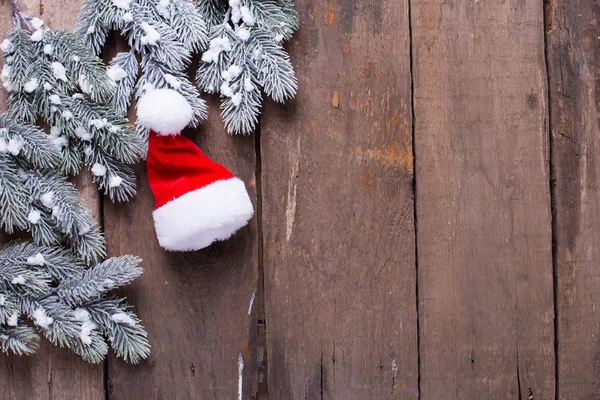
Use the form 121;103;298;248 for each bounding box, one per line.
7;0;35;32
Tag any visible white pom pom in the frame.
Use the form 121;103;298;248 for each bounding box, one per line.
30;29;44;42
136;89;193;135
11;275;26;285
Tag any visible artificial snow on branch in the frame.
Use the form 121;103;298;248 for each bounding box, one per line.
197;0;298;134
1;19;145;202
77;0;209;136
76;0;298;135
0;114;150;363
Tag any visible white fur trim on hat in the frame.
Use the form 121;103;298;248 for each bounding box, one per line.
153;178;254;251
136;88;193;135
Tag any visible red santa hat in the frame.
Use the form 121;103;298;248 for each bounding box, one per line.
137;89;254;251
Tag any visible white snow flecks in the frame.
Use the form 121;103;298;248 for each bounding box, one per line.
238;352;244;400
73;307;96;345
202;37;232;63
123;12;133;22
49;94;62;105
220;82;233;97
7;311;18;326
43;82;52;91
140;22;161;46
109;175;123;188
11;275;26;285
0;39;13;53
27;253;45;266
0;294;5;306
111;313;136;327
43;44;53;55
62;110;73;120
230;0;242;24
52;205;61;219
27;209;41;224
51;62;68;82
0;138;7;153
86;25;95;34
78;73;94;94
157;0;171;17
240;6;255;26
222;65;242;82
30;29;44;42
7;136;23;156
23;78;38;93
31;17;44;30
80;319;97;345
107;66;127;82
41;192;54;208
72;93;84;99
1;65;11;82
164;73;181;90
236;28;250;41
89;118;108;129
73;307;90;321
72;55;80;62
231;93;242;107
112;0;132;9
244;77;255;92
75;126;92;141
91;163;107;177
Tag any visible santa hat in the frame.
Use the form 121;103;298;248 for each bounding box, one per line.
137;89;254;251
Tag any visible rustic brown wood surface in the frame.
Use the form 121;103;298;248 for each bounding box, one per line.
4;0;600;398
546;1;600;398
104;95;259;400
412;1;556;399
260;0;418;398
0;1;104;399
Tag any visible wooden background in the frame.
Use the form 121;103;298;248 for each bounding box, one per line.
0;0;599;399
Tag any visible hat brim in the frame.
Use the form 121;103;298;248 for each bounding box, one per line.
152;178;254;251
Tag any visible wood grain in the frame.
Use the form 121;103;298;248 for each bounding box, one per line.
0;1;104;399
546;1;600;398
260;0;418;398
104;94;258;400
412;1;555;398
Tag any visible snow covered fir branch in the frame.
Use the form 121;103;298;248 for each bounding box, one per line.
76;0;298;135
1;18;145;202
0;114;149;363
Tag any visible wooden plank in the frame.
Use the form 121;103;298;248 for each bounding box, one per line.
260;0;418;398
104;94;258;399
545;1;600;397
0;1;104;399
412;1;555;398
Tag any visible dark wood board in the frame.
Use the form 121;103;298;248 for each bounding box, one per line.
0;1;104;399
412;1;555;399
546;1;600;398
104;94;259;400
260;0;418;398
